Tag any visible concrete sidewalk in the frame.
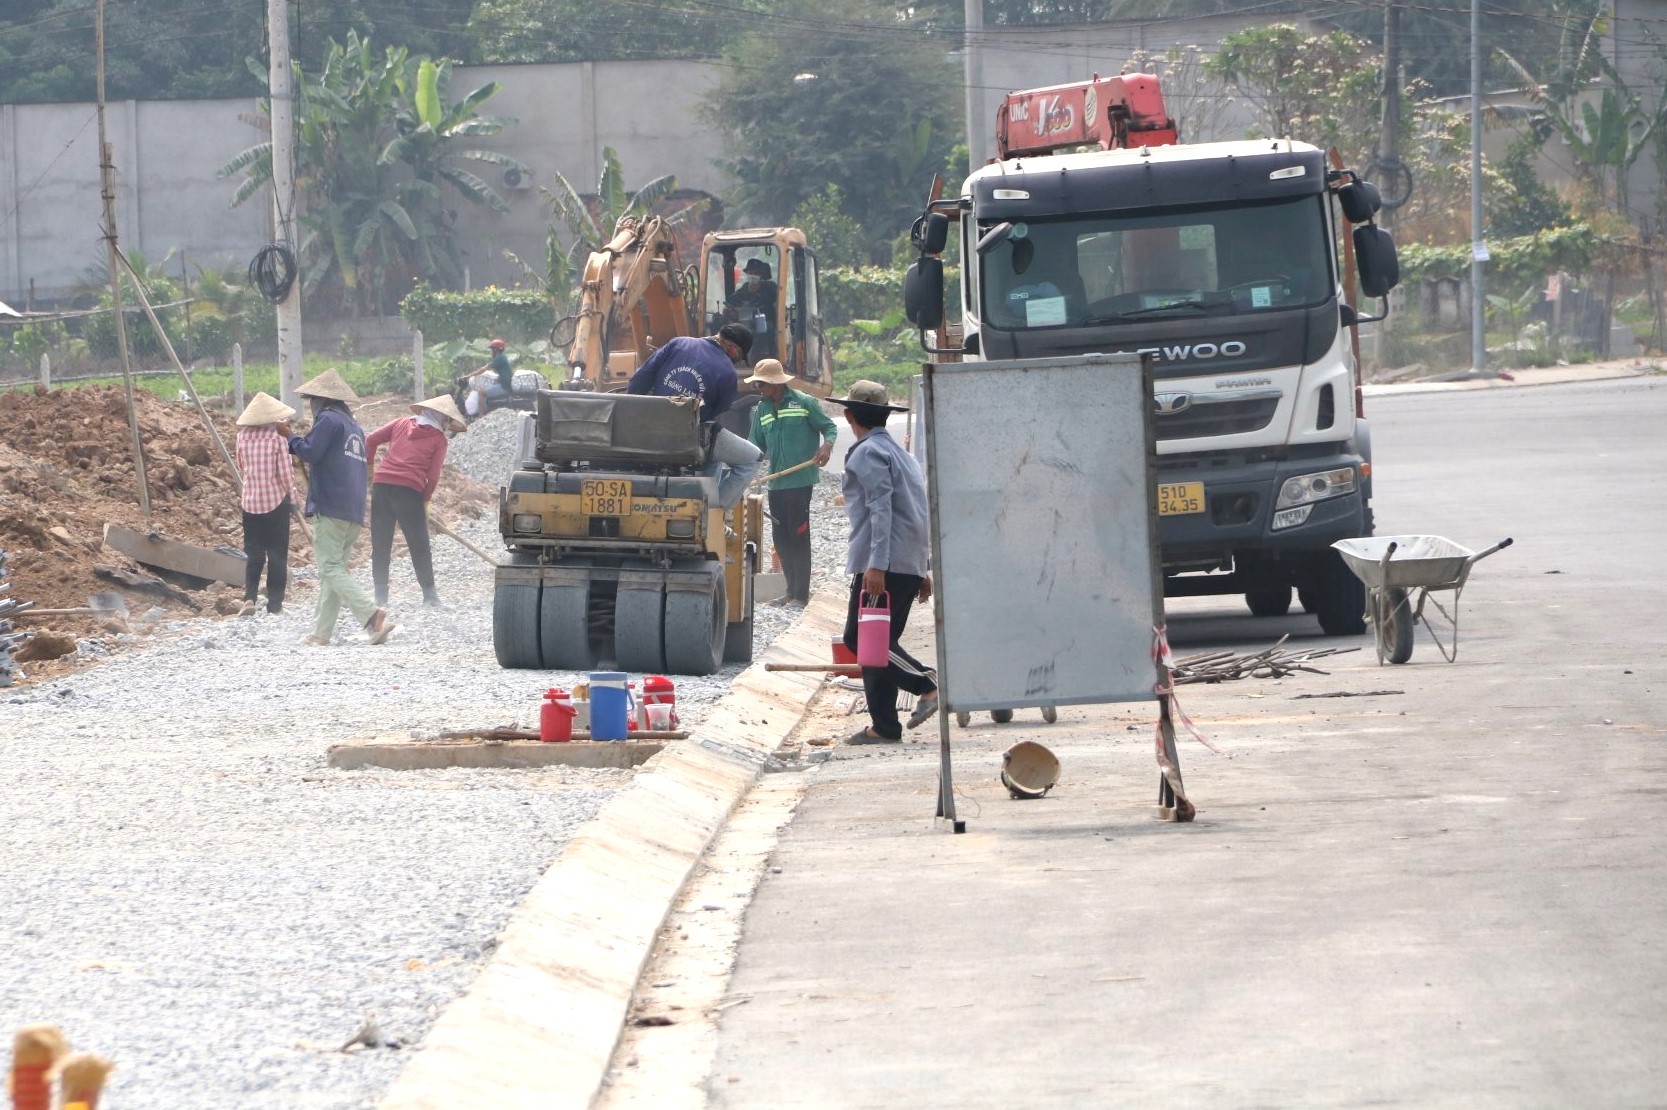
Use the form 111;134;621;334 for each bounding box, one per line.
702;638;1667;1108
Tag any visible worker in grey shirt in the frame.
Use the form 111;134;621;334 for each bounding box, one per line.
830;380;938;743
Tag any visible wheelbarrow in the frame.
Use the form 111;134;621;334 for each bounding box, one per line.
1331;535;1513;664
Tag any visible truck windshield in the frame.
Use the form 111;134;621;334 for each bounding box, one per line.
980;194;1332;330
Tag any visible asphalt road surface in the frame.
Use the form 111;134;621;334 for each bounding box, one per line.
694;375;1667;1107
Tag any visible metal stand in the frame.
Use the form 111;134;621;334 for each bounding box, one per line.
1155;693;1195;823
935;708;964;833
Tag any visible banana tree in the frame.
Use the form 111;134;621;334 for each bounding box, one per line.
219;32;523;316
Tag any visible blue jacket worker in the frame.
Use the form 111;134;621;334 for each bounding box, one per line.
628;324;762;507
284;369;394;647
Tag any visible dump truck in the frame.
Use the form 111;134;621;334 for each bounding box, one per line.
903;73;1401;635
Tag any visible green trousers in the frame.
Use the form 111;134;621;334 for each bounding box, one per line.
311;514;378;641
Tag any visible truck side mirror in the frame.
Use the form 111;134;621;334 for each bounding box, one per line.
1337;180;1382;224
912;212;950;255
904;257;945;329
1354;225;1399;298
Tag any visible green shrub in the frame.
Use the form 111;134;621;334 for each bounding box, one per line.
400;285;552;345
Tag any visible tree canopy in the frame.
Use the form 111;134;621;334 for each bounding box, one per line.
701;0;961;259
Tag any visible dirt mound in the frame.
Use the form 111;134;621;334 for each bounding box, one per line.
0;385;493;650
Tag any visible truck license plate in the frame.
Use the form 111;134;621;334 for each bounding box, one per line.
581;479;632;516
1158;481;1205;516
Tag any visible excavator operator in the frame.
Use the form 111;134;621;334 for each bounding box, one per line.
725;258;779;360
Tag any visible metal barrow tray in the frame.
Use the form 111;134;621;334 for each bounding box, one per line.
1331;535;1513;664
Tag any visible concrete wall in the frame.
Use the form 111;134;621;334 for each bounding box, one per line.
1;17;1325;308
0;58;721;306
0;97;269;306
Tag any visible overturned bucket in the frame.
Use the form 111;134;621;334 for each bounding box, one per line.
1001;740;1060;799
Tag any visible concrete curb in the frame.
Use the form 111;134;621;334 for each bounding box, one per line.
378;597;846;1109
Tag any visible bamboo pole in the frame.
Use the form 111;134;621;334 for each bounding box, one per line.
94;0;152;527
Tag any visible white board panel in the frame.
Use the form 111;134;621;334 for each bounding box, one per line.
925;353;1159;709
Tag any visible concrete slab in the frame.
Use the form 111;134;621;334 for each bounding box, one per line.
378;598;847;1109
329;735;664;771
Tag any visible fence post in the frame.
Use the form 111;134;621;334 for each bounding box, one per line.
412;329;424;400
38;353;49;389
232;343;244;414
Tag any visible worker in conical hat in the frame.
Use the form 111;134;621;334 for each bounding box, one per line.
285;369;394;645
365;394;467;608
234;392;298;617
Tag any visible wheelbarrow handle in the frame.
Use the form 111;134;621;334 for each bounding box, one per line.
1467;536;1514;567
1377;540;1399;580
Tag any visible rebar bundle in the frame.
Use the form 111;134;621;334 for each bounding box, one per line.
1170;635;1358;685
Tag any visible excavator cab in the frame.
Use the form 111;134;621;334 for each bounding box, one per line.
698;229;833;398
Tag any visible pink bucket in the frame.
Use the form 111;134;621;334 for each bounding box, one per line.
856;592;891;668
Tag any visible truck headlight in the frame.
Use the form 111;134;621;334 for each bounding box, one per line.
1272;467;1356;531
511;512;542;533
665;518;696;539
1275;467;1356;510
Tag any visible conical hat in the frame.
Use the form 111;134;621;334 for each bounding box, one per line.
296;369;359;403
236;391;296;426
411;394;467;433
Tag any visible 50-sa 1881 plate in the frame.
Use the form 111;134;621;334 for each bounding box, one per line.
581;478;632;516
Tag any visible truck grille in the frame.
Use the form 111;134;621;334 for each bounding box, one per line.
1155;396;1279;440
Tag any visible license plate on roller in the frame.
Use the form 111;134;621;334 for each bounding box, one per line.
1158;481;1205;516
581;479;632;516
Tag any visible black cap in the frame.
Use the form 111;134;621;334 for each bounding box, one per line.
717;322;753;358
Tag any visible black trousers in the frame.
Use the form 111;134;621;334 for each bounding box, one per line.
842;571;937;739
241;499;291;612
370;483;436;601
768;485;815;602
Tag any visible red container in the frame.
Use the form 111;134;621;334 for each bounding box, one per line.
540;688;576;742
831;638;858;667
641;674;678;729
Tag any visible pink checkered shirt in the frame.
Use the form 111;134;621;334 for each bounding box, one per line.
236;424;297;515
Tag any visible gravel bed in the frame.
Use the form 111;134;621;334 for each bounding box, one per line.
0;410;849;1108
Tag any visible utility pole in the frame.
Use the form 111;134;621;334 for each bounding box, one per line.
964;0;987;169
95;0;152;526
1378;0;1402;231
1469;0;1488;372
268;0;304;409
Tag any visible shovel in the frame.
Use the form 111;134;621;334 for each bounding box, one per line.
428;514;499;567
12;593;131;621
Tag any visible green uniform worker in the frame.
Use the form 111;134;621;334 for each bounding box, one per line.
746;359;838;607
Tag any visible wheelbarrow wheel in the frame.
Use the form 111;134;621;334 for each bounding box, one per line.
1378;586;1416;664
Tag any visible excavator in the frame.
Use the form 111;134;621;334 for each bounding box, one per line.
491;215;830;674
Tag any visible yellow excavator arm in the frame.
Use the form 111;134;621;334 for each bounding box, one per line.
564;215;697;390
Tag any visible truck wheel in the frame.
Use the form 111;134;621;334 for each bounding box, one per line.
614;564;667;673
1245;583;1293;617
991;709;1014;724
1378;587;1416;664
1310;551;1367;636
493;581;543;669
540;580;596;671
1041;706;1058;724
955;711;971;728
665;563;726;675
